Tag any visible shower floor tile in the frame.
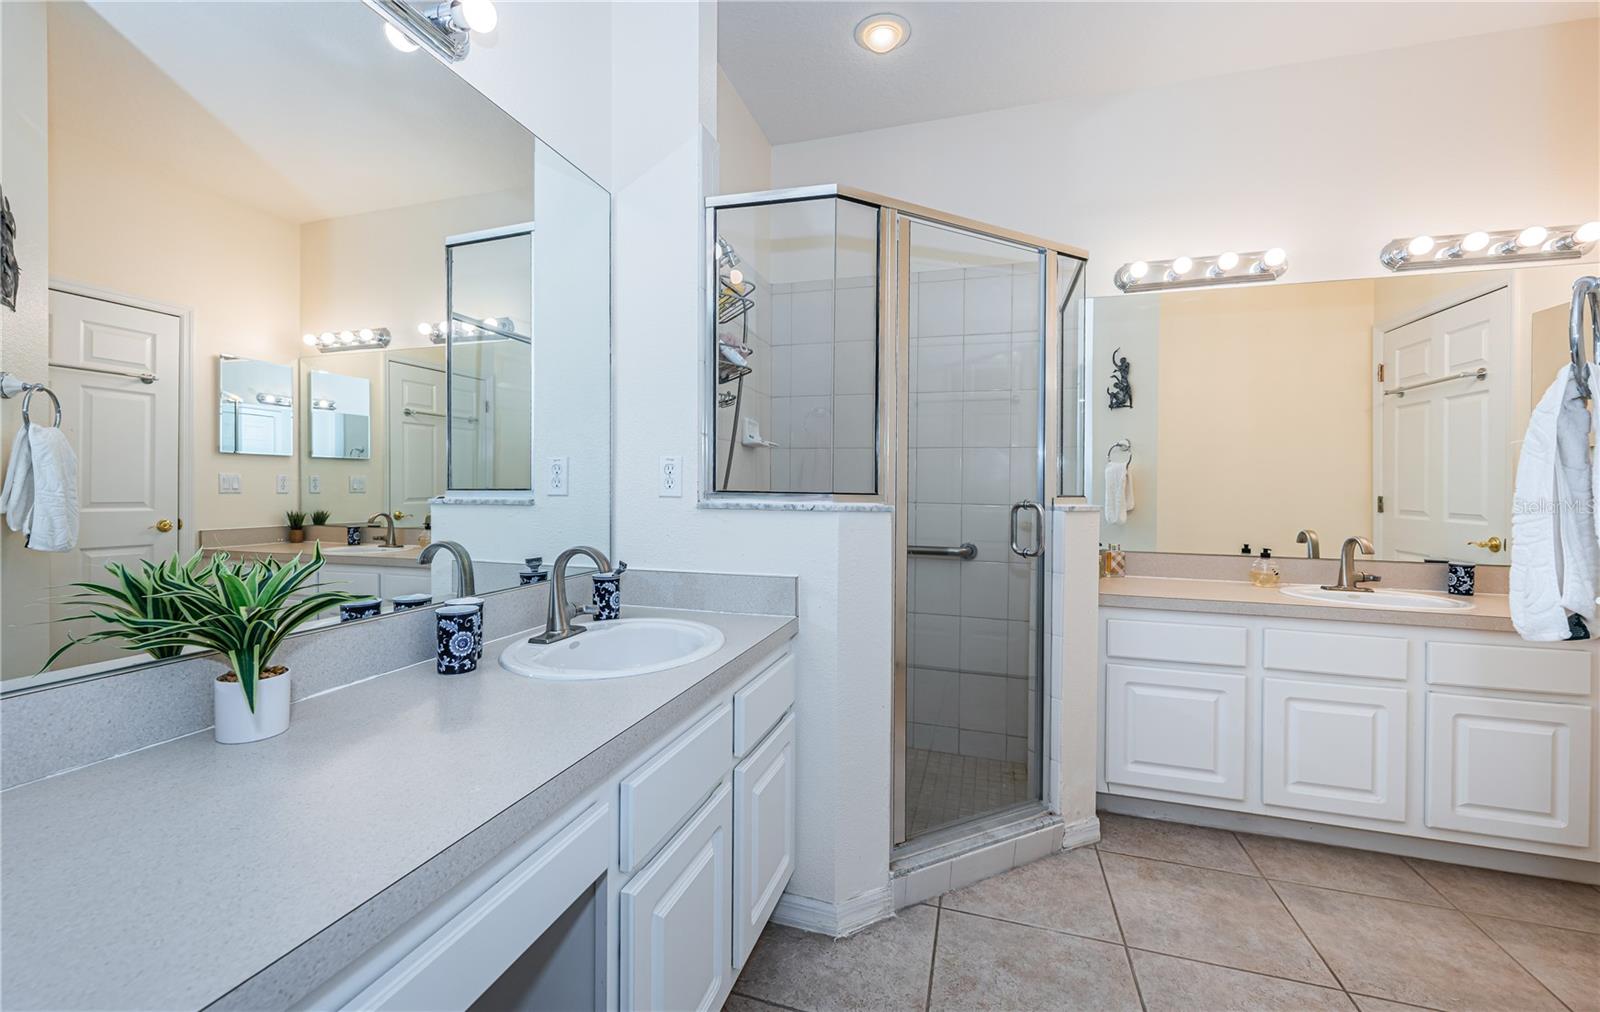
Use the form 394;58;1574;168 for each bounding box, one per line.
904;747;1029;838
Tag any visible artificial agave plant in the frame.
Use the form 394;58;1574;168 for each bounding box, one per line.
45;552;219;664
46;546;362;711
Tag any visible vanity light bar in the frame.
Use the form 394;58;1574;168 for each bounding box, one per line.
1380;222;1600;272
310;398;337;411
1114;248;1288;292
303;327;392;353
255;392;292;407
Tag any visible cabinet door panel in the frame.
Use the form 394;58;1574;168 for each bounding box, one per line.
1426;693;1591;846
1105;664;1246;799
734;714;795;967
1263;678;1407;821
621;784;733;1012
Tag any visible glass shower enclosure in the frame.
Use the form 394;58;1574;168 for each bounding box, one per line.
705;186;1086;850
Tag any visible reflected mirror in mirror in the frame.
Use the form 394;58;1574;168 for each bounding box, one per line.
307;371;372;460
1087;261;1596;566
446;227;533;490
218;357;294;456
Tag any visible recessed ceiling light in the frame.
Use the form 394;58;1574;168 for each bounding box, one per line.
855;13;910;54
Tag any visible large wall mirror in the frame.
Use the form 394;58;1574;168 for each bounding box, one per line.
1088;261;1594;566
1;0;612;688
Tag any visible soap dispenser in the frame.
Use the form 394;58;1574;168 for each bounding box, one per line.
1249;547;1280;588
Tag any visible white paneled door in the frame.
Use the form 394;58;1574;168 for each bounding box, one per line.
387;359;447;523
46;290;180;665
1377;288;1511;563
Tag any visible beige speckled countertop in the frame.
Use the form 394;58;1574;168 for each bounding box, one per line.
203;540;424;569
1100;576;1515;632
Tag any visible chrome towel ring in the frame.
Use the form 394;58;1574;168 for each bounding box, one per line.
21;384;62;428
1106;438;1133;467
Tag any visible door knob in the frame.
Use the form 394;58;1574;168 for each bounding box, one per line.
1466;536;1504;553
155;519;174;533
393;510;409;520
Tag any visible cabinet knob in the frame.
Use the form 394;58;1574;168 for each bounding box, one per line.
154;519;174;533
1466;536;1504;553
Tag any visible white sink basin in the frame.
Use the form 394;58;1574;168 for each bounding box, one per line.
1279;584;1474;612
499;618;726;681
323;544;408;556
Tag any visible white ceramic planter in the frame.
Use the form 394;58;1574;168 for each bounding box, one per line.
213;669;291;744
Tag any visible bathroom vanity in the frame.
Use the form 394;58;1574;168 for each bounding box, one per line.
0;607;798;1011
1097;577;1598;874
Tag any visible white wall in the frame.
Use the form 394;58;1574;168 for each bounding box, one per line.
716;67;772;194
772;20;1600;298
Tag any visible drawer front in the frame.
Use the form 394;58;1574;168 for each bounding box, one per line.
1105;663;1247;799
1426;641;1592;697
1263;678;1408;822
1264;628;1408;682
1105;618;1246;668
734;713;796;968
1426;693;1591;847
734;653;795;757
619;703;733;873
320;564;383;600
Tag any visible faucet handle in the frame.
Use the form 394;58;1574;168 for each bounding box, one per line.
1355;572;1382;585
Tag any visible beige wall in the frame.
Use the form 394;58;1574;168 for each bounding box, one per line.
716;67;772;194
1154;280;1376;556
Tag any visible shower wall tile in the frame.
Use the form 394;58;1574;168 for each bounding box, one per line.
961;447;1010;504
770;292;792;345
959;561;1009;620
913;395;962;448
835;285;877;342
958;672;1007;733
1006;678;1028;736
912;559;961;616
834;449;875;492
962;395;1011;448
786;396;834;447
962;504;1011;560
1011;339;1041;390
959;616;1009;675
964;275;1012;334
834;340;877;395
788;289;835;342
913;338;963;392
789;343;835;396
834;394;875;448
914;448;962;502
1007;564;1031;621
963;338;1013;392
911;612;960;668
1012;270;1041;332
911;667;959;727
959;729;1006;761
912;503;961;546
918;279;964;337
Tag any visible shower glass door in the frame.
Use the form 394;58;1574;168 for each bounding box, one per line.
901;218;1046;841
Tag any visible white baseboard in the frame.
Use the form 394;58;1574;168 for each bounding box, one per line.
1060;814;1101;850
771;885;894;938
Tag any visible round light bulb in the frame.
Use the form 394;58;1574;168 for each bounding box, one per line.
1126;260;1149;280
1170;256;1194;276
1262;247;1287;268
302;333;317;347
855;13;910;54
358;328;374;340
1407;235;1435;257
1460;231;1490;253
728;268;744;286
458;0;497;33
384;22;419;53
338;330;355;344
1516;225;1548;249
417;322;432;336
1215;251;1240;271
1575;221;1600;244
320;332;335;345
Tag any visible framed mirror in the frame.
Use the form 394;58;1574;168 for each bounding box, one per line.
217;356;294;456
307;371;372;460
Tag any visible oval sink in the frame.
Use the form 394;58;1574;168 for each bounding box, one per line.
323;544;409;556
1279;584;1474;612
499;618;726;680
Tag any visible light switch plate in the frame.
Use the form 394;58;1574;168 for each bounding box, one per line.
547;456;569;496
218;473;241;494
350;476;366;493
275;474;290;494
307;475;322;494
659;455;683;497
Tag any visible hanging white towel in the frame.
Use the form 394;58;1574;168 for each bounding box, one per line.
1510;364;1596;641
0;422;79;552
1104;459;1135;526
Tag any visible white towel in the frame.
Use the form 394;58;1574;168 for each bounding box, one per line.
1510;364;1596;641
1104;459;1135;526
0;422;79;552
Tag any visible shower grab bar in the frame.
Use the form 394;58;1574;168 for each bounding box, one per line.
49;362;156;384
1382;367;1487;398
909;542;977;560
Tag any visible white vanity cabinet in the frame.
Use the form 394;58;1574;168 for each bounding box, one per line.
1098;607;1598;865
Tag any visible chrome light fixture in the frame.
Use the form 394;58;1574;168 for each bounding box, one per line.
303;327;392;353
1115;247;1288;292
310;397;338;411
255;392;292;407
1380;221;1600;271
367;0;497;63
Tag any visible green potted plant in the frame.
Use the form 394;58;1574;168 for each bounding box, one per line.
44;553;219;664
47;547;361;744
285;509;308;543
310;509;331;527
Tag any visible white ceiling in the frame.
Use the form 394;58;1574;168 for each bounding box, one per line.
719;1;1600;144
64;2;533;224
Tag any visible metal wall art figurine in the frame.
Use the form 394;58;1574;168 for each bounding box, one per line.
1;187;19;312
1106;346;1132;409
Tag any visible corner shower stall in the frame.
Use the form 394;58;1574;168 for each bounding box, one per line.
705;186;1086;851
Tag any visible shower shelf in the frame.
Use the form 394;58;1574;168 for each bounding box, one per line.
718;362;752;385
718;280;755;325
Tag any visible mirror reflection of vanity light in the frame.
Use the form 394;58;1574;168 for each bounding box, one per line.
1380;221;1599;271
1116;247;1288;292
303;327;392;352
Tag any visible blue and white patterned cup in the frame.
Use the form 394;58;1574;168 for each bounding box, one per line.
340;598;381;622
392;593;432;611
345;525;362;546
436;605;481;674
444;597;486;659
592;572;623;621
1446;562;1476;596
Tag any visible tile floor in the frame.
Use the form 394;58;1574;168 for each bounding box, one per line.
727;814;1600;1012
904;748;1030;838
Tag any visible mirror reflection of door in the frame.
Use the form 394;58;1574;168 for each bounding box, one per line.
46;289;181;668
387;359;447;525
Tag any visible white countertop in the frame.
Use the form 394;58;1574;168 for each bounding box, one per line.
1100;576;1515;632
0;607;796;1011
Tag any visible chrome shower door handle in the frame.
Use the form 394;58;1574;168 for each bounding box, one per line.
1009;501;1046;558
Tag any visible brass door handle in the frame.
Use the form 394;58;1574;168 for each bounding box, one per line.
1466;536;1504;553
393;510;409;520
155;519;174;533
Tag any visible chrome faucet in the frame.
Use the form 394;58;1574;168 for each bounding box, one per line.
419;540;475;598
1323;536;1381;593
528;545;612;645
367;511;397;547
1295;528;1321;559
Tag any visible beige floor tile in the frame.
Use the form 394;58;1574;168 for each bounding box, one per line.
733;904;937;1011
939;847;1121;942
1237;834;1450;906
1407;859;1600;933
1096;813;1258;875
1348;996;1441;1012
1274;881;1565;1011
1470;913;1600;1012
927;909;1140;1011
724;996;793;1012
1098;852;1336;986
1129;949;1357;1011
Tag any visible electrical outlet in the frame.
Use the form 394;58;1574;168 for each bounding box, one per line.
307;475;322;494
275;474;290;494
349;476;366;493
547;456;569;496
659;455;683;497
